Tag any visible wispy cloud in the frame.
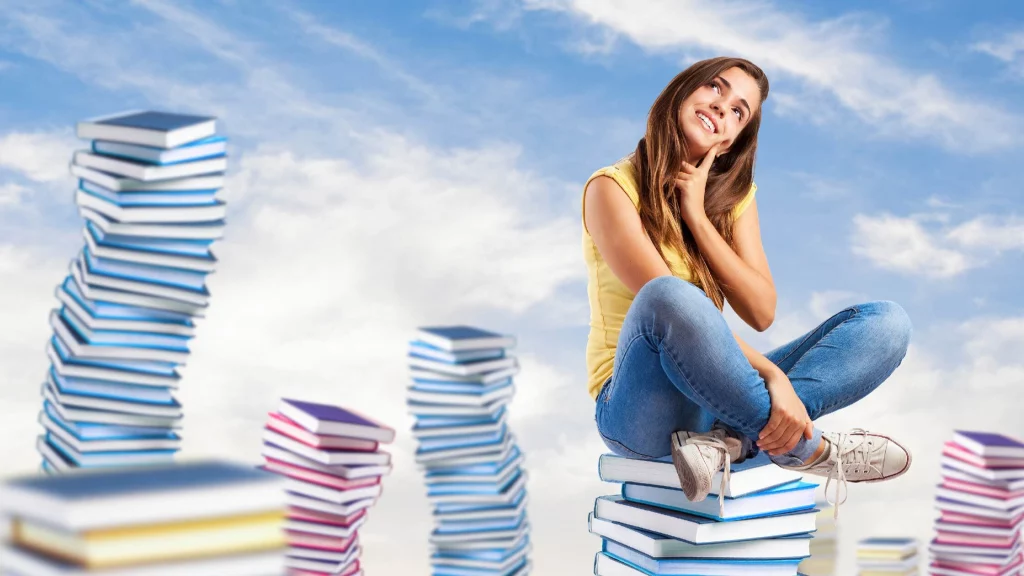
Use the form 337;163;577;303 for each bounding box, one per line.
0;131;77;183
851;212;1024;277
504;0;1021;151
971;29;1024;77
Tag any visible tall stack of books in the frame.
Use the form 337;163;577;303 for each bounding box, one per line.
0;460;287;574
856;538;918;575
589;452;818;575
259;398;396;576
797;502;837;575
38;111;229;473
929;430;1024;576
406;326;531;575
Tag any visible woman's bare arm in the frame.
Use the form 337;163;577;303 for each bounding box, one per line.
685;197;776;331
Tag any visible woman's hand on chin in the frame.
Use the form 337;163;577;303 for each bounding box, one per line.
673;143;720;226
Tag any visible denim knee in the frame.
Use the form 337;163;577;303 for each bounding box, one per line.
857;300;912;362
633;277;716;324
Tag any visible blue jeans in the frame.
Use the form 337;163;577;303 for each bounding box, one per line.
594;276;912;467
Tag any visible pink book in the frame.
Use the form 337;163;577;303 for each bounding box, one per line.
287;532;358;552
932;553;1023;576
943;478;1024;500
941;511;1024;528
287;560;361;576
935;531;1020;548
267;412;379;451
944;442;1024;469
288;506;367;527
264;459;382;490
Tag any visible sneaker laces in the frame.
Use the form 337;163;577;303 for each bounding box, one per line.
823;428;870;519
687;436;731;517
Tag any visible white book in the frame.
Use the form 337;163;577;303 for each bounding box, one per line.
598;452;801;498
431;494;529;524
36;435;73;473
287;540;360;563
38;411;180;453
935;485;1024;511
50;310;190;365
282;477;382;506
81;205;225;240
58;304;190;350
77;188;227;223
46;432;176;468
588;513;811;558
42;381;183;421
262;430;390;466
76;110;218;149
78;252;210;307
621;480;816;521
942;466;1024;491
597;546;801;576
407;355;517;376
432;543;529;572
427;473;528;506
84;226;217;272
261;444;391;480
72;163;225;192
416;326;516;352
93;136;226;165
425;453;524;486
74;150;226;181
413;410;507;439
416;432;514;465
55;283;196;337
410;365;520;385
941;456;1024;482
284;514;366;539
71;259;207;317
935;519;1019;539
48;340;180;389
593;495;818;545
408;397;510;418
284;550;359;575
430;524;528;546
49;370;175;404
407;383;516;407
286;493;376;518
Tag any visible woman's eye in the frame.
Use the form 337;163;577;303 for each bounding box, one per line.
710;82;720;94
733;108;742;119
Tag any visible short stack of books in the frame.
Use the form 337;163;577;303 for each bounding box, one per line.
797;501;837;575
589;451;819;575
406;326;531;575
260;398;396;576
856;538;918;575
0;460;286;575
929;430;1024;576
37;110;229;473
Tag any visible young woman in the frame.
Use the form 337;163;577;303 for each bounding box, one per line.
581;57;912;516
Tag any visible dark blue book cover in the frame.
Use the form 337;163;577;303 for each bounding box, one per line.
97;111;214;132
420;326;504;341
282;398;381;428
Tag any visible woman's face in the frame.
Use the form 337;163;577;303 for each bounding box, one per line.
679;66;761;162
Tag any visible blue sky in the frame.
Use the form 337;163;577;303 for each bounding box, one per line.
2;0;1024;573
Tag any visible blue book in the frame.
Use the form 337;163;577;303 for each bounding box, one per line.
425;446;522;479
409;340;506;364
428;468;523;497
60;277;195;325
43;380;184;421
410;364;519;386
44;432;177;469
418;425;509;454
92;135;227;166
417;325;516;352
954;430;1024;459
59;307;190;351
413;408;506;429
411;377;513;395
77;110;217;149
39;410;180;453
279;398;396;443
49;368;177;405
434;486;528;516
434;511;528;535
0;460;284;531
599;544;803;575
51;335;179;377
622;480;817;521
42;402;174;440
80;179;220;207
83;245;209;292
88;221;215;258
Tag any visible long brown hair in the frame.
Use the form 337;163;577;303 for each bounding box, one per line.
631;57;769;310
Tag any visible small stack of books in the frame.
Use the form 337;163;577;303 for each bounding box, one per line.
929;430;1024;575
0;460;286;575
856;538;918;575
259;398;396;576
406;326;531;575
797;501;837;575
38;110;229;473
589;451;819;575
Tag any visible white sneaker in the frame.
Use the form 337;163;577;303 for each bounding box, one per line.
781;428;912;518
670;429;743;516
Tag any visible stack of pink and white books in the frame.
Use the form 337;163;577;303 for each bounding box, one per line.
260;398;396;576
929;430;1024;576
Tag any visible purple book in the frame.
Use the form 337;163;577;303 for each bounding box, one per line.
279;398;395;444
954;431;1024;459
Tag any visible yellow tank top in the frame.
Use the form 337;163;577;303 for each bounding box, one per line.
582;159;757;400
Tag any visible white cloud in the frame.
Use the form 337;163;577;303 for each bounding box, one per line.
0;131;77;183
946;215;1024;251
851;213;972;278
512;0;1021;151
0;182;30;206
971;29;1024;77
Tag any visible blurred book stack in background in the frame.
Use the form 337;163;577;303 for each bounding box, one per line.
855;538;918;575
0;461;286;575
798;501;837;575
38;110;229;473
589;451;817;575
929;430;1024;576
406;326;531;575
260;398;396;576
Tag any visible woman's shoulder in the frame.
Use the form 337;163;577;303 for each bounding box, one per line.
584;157;641;208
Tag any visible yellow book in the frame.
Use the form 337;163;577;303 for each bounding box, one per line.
856;550;915;560
11;509;285;569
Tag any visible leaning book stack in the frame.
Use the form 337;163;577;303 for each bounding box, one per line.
589;452;818;575
0;461;287;575
37;110;229;473
856;538;918;575
260;398;396;576
407;325;531;575
928;430;1024;576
